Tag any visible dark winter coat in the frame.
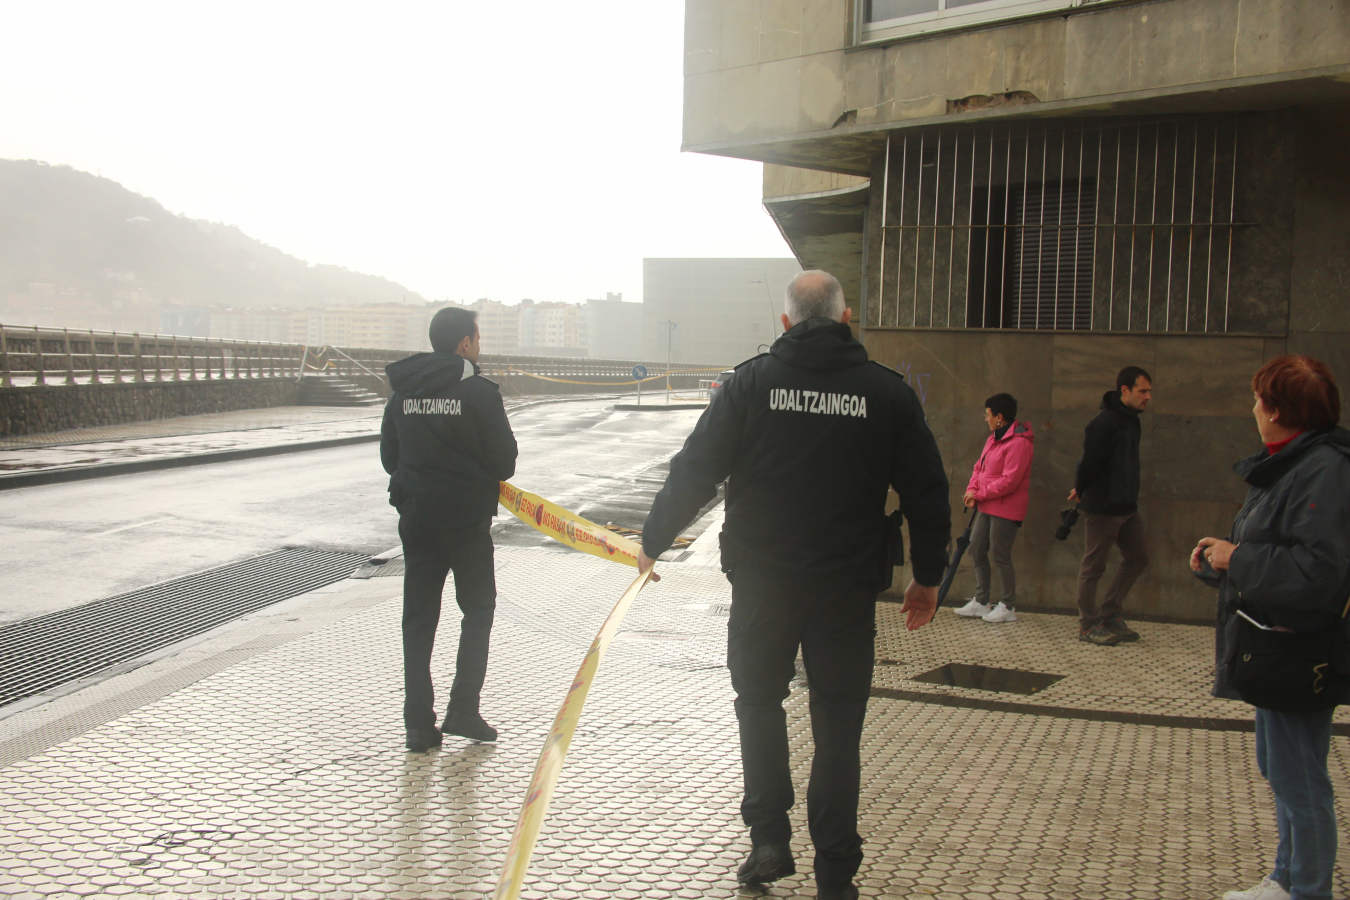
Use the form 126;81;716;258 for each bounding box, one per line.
641;317;951;591
380;352;517;526
1199;428;1350;703
1073;390;1143;515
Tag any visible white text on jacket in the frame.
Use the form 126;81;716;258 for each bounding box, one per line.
403;398;463;415
768;388;867;418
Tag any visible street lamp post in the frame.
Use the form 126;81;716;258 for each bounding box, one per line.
662;320;677;404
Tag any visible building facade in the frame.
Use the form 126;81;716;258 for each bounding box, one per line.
683;0;1350;619
641;258;802;367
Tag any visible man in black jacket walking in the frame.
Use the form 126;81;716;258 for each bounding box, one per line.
637;270;950;900
1068;365;1153;646
381;307;518;751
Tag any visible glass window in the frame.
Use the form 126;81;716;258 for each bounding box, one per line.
859;0;1120;43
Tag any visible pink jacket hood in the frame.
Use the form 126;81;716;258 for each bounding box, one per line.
965;420;1035;522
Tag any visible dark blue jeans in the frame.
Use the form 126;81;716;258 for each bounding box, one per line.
727;569;877;890
1254;706;1337;900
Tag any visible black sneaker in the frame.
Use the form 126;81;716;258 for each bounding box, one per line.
1079;624;1123;646
736;843;795;886
817;884;859;900
1102;617;1140;642
441;712;498;743
405;727;443;753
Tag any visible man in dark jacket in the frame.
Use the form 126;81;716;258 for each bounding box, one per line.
381;307;518;752
637;270;950;900
1068;365;1152;645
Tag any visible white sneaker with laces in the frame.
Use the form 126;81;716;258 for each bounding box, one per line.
954;598;992;618
982;601;1017;623
1222;876;1290;900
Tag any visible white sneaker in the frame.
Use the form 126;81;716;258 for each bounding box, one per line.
982;601;1017;623
954;598;992;618
1222;876;1290;900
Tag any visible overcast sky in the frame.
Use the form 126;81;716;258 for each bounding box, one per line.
0;1;791;303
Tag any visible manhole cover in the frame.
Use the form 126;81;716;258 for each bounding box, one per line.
909;663;1063;695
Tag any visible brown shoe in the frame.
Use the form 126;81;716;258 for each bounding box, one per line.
1079;624;1122;646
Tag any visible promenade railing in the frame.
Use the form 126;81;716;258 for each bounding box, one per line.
0;324;725;390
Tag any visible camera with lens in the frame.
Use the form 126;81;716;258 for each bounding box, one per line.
1054;505;1080;541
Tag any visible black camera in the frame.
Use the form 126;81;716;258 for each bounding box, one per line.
1054;506;1080;541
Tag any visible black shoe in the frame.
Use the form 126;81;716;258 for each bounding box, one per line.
1079;624;1123;646
405;727;443;753
816;884;859;900
1102;617;1140;642
736;843;795;886
441;712;498;743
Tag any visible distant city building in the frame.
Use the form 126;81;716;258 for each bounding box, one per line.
519;300;586;357
161;303;435;350
469;299;521;355
583;292;643;359
641;258;801;366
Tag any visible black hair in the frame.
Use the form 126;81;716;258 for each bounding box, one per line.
1116;365;1152;391
428;307;477;353
984;393;1017;422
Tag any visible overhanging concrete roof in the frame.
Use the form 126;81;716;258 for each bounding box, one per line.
763;182;870;310
689;68;1350;178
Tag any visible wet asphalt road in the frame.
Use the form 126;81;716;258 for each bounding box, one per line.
0;399;709;627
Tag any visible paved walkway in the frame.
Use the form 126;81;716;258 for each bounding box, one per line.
1;407;1348;898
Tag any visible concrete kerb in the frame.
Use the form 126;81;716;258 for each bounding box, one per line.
0;433;382;490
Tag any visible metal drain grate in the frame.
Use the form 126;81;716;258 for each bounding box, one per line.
0;547;365;709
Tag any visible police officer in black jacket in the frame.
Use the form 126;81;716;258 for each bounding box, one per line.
381;307;518;752
637;270;950;900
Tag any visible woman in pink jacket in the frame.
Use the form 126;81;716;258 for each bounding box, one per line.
954;393;1035;623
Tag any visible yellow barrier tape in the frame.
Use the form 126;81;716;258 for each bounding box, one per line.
491;482;655;898
493;568;652;900
497;482;640;567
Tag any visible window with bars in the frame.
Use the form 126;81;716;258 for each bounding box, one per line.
871;118;1242;334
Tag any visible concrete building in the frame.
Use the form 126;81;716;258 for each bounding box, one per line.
683;0;1350;619
583;293;644;359
469;299;522;355
642;258;802;367
161;303;433;350
519;300;587;357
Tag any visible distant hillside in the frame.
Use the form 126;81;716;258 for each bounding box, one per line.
0;159;424;332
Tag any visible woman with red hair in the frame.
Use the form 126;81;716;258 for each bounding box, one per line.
1190;354;1350;900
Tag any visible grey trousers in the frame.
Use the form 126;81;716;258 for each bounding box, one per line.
1075;511;1149;628
970;511;1020;608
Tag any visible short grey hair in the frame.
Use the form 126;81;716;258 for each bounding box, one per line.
784;270;846;325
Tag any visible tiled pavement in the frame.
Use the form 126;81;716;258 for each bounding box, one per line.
2;535;1348;899
2;408;1348;898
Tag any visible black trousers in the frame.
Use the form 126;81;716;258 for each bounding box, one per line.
727;569;877;889
398;512;496;731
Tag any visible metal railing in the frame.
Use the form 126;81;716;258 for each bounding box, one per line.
0;324;727;390
874;114;1247;334
0;325;314;388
